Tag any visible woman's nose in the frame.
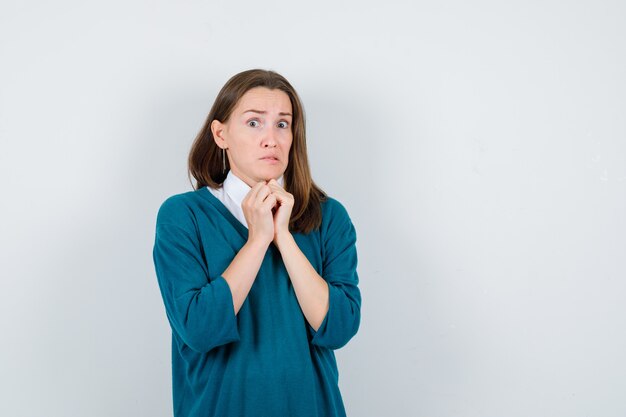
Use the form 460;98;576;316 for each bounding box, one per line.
262;127;278;146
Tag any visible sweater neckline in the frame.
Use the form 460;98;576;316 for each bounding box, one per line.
197;186;249;241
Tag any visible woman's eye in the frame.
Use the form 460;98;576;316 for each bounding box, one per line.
248;120;260;127
277;121;289;128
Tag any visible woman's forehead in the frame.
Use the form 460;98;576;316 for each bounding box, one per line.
236;87;292;114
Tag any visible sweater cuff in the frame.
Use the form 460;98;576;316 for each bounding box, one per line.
209;275;240;346
308;285;335;347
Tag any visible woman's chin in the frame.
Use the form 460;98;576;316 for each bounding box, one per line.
260;168;284;179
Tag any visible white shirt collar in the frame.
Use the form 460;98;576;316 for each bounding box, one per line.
223;170;285;209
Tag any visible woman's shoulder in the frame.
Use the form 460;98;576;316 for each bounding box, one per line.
320;194;355;228
155;188;207;228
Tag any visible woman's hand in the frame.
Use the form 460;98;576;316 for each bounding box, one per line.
266;178;294;240
242;181;277;247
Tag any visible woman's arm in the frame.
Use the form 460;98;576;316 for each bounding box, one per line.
286;200;361;350
275;232;330;331
266;180;360;347
221;238;271;315
153;221;241;353
222;180;280;314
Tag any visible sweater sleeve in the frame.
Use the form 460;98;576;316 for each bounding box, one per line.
309;200;362;350
152;201;240;353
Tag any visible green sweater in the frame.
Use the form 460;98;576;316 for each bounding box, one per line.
152;186;361;417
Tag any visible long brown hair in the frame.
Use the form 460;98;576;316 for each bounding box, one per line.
188;69;327;234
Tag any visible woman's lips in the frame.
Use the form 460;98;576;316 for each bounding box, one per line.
261;157;279;163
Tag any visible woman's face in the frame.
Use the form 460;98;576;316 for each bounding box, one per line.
212;87;293;187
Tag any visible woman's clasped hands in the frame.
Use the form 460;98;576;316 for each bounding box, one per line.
242;179;294;247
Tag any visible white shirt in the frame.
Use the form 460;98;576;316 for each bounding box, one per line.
207;171;285;229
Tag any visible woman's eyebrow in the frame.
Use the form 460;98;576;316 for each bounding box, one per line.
243;109;292;117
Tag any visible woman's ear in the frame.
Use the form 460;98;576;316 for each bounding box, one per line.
211;119;226;147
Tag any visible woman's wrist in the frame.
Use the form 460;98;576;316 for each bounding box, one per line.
274;230;294;250
246;236;271;252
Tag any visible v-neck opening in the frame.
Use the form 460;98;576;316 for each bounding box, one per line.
197;186;249;241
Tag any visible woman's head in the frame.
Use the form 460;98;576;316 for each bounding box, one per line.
211;86;292;186
188;68;326;234
189;69;307;189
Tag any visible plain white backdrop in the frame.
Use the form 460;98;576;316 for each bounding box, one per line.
1;1;625;416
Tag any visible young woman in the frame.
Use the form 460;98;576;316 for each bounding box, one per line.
153;69;361;417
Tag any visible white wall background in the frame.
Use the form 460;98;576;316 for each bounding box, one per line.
1;1;625;416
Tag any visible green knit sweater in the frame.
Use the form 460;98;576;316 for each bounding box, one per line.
152;186;361;417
